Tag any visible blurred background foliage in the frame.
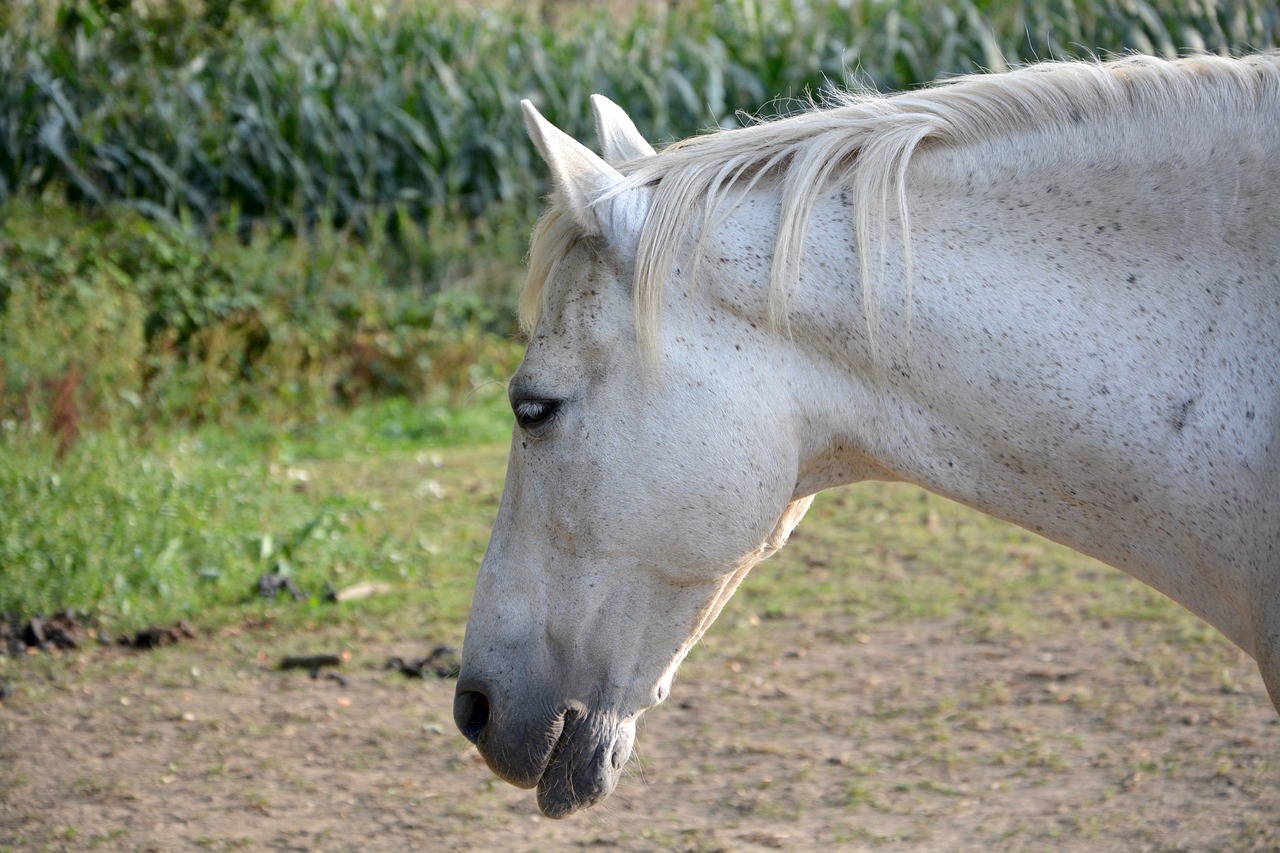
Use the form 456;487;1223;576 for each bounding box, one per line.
1;0;1276;433
3;0;1277;227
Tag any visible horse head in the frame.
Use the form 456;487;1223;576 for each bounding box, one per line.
453;97;813;817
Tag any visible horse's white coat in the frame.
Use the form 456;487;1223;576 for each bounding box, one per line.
455;54;1280;819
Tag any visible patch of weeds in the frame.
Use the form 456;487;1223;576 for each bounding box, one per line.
997;823;1032;845
279;771;319;795
747;796;804;820
832;826;906;845
971;680;1014;707
1032;745;1086;778
1013;737;1073;774
194;837;255;850
870;696;912;722
70;774;135;803
917;778;965;796
841;779;883;810
1059;812;1123;842
834;759;892;812
242;787;273;814
641;827;726;852
1232;814;1280;851
52;825;80;842
86;828;129;849
0;763;28;801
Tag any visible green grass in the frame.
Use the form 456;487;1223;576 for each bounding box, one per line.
0;392;512;635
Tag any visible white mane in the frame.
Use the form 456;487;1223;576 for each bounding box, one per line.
522;53;1280;344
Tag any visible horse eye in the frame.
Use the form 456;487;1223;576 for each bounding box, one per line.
514;399;559;431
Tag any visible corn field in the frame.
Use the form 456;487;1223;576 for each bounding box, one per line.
1;0;1276;230
0;0;1276;429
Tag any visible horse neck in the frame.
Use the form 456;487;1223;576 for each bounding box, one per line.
722;106;1280;647
775;98;1280;455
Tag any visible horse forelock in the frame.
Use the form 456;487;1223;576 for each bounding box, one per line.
520;206;581;336
519;52;1280;346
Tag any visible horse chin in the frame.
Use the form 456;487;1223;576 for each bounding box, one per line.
534;710;636;819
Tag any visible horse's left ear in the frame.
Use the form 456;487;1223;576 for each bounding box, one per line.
522;100;649;245
590;94;655;163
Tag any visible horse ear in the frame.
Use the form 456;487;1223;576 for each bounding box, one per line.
522;100;649;244
590;94;656;163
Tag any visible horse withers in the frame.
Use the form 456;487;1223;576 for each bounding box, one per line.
454;54;1280;818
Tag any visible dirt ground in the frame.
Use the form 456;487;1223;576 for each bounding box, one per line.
2;610;1278;853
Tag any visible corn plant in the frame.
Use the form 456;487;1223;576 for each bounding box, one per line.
0;0;1274;228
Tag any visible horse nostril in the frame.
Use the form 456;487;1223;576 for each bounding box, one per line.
454;690;491;744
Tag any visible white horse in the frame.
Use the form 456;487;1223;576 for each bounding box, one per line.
454;54;1280;818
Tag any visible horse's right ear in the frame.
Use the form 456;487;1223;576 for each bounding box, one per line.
522;100;649;246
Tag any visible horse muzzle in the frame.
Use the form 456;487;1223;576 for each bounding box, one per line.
454;678;637;818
